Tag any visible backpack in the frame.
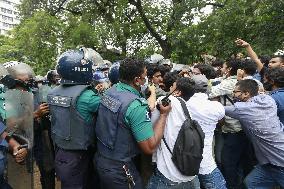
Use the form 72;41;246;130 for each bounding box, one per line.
163;98;205;176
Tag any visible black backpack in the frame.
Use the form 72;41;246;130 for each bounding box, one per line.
163;98;205;176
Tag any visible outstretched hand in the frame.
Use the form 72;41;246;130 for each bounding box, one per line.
235;38;250;48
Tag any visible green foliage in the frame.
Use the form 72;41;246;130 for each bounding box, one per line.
196;0;284;59
0;0;283;75
13;11;62;75
0;35;23;63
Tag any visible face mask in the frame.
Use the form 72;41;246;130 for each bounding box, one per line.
0;75;16;89
263;82;273;91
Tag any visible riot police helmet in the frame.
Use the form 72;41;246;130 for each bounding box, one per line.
108;62;120;85
56;47;102;84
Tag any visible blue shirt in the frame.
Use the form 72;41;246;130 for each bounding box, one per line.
225;94;284;167
270;88;284;125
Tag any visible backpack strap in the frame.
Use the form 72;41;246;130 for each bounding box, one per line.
178;97;205;149
162;97;190;155
224;95;234;105
162;137;173;155
177;97;191;119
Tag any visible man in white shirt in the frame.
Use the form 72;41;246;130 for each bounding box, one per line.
189;75;227;189
148;76;200;189
147;75;226;189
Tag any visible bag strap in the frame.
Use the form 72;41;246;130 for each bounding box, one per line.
162;97;191;155
178;97;205;148
224;95;234;106
162;137;173;155
177;98;191;120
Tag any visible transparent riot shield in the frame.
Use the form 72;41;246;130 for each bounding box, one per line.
4;89;34;189
38;85;53;103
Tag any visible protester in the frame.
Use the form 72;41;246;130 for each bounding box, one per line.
148;77;200;189
225;79;284;188
209;59;254;189
264;68;284;124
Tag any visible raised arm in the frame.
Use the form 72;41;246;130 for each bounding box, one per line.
235;38;263;72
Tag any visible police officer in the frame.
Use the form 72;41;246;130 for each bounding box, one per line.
95;58;171;189
108;61;120;85
33;71;57;189
47;48;101;189
0;63;30;188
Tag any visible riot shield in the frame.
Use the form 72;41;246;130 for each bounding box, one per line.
38;85;53;103
4;89;34;189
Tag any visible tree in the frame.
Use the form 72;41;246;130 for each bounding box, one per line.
13;11;63;75
0;35;23;64
195;0;284;58
12;0;284;70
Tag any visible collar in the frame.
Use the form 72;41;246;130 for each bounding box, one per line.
270;87;284;95
191;92;209;100
116;82;141;97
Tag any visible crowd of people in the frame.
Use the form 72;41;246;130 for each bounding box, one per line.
0;38;283;189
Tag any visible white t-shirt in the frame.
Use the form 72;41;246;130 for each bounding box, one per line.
151;93;225;181
187;93;225;175
151;95;196;183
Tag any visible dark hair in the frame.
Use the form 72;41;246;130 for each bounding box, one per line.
193;64;217;79
272;55;284;63
241;59;257;76
158;65;171;78
226;59;243;76
236;79;259;97
176;77;195;101
211;59;224;68
119;58;146;82
163;71;180;92
259;55;271;67
146;63;160;79
265;67;284;88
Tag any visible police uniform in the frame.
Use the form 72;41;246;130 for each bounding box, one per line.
48;85;100;189
95;82;154;189
0;85;12;189
33;88;56;189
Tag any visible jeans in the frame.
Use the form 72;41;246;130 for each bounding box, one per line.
245;164;284;189
198;168;227;189
221;131;255;189
214;129;224;169
147;168;200;189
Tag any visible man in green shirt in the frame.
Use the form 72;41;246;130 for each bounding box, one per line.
95;58;171;189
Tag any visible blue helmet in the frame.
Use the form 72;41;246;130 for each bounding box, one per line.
108;62;120;84
93;70;109;83
56;48;96;84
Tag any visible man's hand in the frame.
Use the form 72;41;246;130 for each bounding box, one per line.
148;84;156;94
158;102;171;115
34;103;49;119
237;69;245;80
13;146;28;163
235;38;250;48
